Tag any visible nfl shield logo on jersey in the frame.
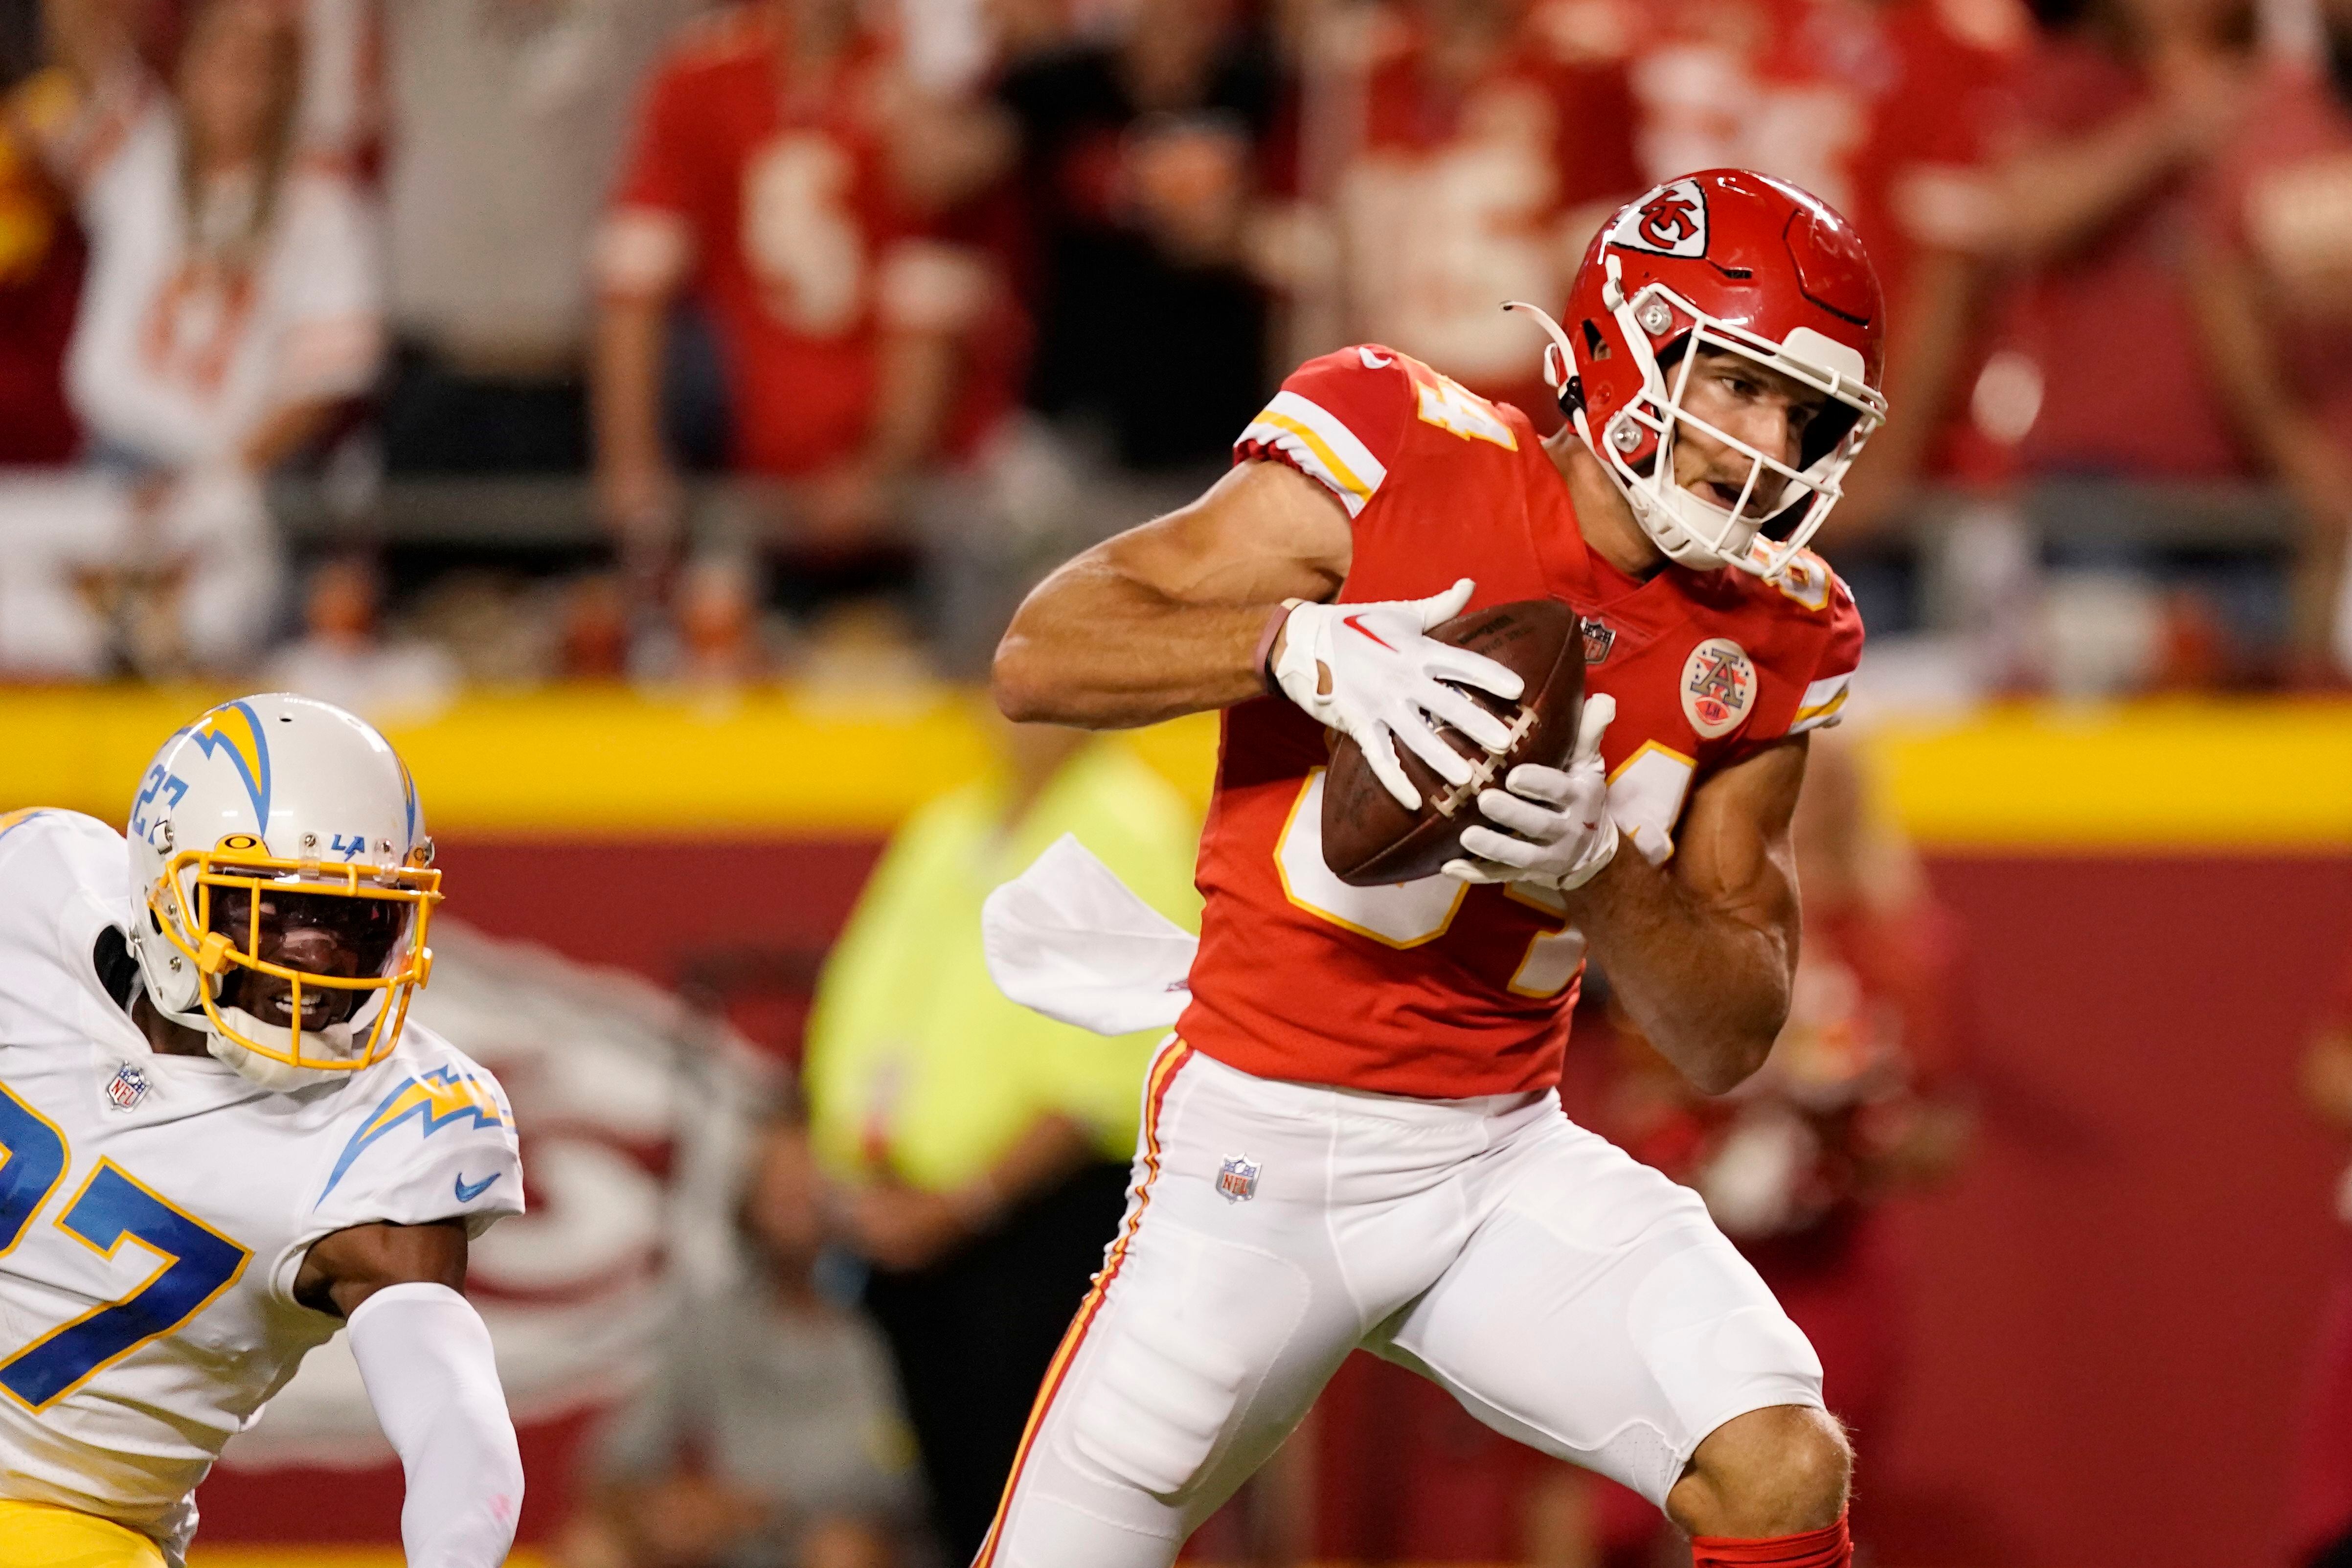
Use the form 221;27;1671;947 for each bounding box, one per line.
104;1063;150;1111
1578;616;1616;668
1217;1155;1262;1204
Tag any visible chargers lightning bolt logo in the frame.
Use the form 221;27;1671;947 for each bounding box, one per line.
318;1067;506;1205
184;701;272;825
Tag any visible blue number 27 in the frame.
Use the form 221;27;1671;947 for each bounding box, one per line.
0;1087;251;1412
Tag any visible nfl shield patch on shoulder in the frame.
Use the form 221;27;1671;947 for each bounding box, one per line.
1216;1155;1261;1204
104;1063;150;1111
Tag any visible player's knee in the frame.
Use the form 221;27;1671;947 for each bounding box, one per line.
1671;1404;1850;1538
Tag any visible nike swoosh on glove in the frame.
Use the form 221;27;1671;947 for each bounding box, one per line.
1444;693;1619;891
1271;578;1525;811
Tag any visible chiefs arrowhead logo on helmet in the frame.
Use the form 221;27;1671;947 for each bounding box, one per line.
1610;177;1708;258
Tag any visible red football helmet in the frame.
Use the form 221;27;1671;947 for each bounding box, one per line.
1509;169;1886;580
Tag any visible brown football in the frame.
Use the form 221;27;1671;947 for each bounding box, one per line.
1319;598;1586;887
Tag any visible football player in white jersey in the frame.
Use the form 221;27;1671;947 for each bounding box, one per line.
0;693;525;1568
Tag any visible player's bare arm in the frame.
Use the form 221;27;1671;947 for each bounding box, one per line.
1568;735;1809;1094
994;459;1354;727
997;459;1527;809
295;1219;470;1318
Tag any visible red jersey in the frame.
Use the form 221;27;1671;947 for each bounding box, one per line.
1331;5;1640;424
1177;347;1864;1100
603;10;934;476
2198;62;2352;467
1988;29;2244;480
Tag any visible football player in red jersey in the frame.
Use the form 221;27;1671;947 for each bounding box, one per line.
986;169;1880;1568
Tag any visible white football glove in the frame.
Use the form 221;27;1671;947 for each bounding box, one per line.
1271;578;1525;811
1444;693;1619;891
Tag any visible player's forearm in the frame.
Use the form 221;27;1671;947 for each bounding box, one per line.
994;556;1282;727
1988;107;2186;263
591;298;673;483
865;327;957;477
1569;849;1793;1095
349;1283;524;1568
996;463;1352;726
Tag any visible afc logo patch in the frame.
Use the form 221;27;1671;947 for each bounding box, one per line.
1216;1155;1262;1204
1611;177;1709;258
1681;637;1756;738
104;1063;150;1111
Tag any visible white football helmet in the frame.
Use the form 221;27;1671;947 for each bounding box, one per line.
126;694;441;1090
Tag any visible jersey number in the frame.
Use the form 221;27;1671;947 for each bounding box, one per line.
1270;748;1701;988
1403;359;1518;450
0;1086;251;1412
1273;772;1575;996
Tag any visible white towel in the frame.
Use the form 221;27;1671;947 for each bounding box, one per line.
982;835;1200;1036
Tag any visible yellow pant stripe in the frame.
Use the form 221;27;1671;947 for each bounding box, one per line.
0;1500;166;1568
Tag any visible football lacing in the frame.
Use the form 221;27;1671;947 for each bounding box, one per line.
1428;701;1539;820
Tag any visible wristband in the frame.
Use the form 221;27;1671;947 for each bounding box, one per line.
1254;599;1303;696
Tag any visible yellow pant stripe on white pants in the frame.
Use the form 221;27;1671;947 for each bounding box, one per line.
976;1045;1825;1568
0;1500;167;1568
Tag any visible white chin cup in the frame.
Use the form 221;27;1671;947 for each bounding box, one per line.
1624;473;1764;572
206;1008;364;1090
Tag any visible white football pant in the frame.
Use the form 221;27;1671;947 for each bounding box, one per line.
975;1042;1825;1568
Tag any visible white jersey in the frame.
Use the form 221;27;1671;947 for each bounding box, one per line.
0;810;523;1559
67;102;382;470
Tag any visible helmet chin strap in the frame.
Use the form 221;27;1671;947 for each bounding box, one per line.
1503;300;1579;385
206;1009;365;1091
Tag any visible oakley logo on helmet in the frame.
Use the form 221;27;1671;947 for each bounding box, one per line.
1611;178;1709;258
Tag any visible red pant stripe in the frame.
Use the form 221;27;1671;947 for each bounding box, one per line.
971;1040;1194;1568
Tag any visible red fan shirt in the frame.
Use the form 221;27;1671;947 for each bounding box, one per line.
601;10;944;476
2198;62;2352;468
1625;0;2029;481
1329;4;1641;425
1177;347;1864;1099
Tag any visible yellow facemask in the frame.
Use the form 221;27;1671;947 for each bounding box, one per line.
148;835;443;1073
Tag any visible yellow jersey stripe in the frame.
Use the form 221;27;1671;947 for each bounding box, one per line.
1790;678;1853;732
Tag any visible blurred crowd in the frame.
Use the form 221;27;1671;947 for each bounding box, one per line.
5;0;2352;698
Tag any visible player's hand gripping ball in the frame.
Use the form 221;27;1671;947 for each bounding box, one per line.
1273;578;1527;813
1444;693;1618;892
1310;593;1589;886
